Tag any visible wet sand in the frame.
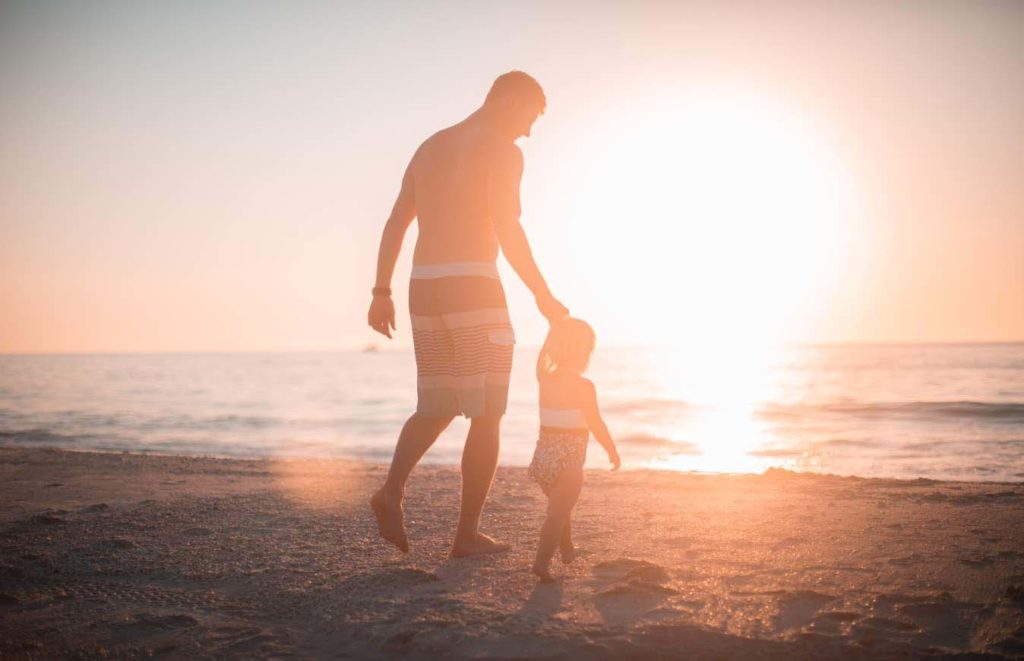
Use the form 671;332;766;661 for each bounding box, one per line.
1;447;1023;659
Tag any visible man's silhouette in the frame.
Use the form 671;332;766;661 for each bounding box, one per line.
368;71;567;556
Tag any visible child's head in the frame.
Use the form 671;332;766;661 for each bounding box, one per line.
537;318;596;380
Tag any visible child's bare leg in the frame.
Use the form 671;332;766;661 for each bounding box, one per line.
533;469;583;582
559;519;575;564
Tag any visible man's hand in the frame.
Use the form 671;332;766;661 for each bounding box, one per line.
367;295;396;339
536;291;569;324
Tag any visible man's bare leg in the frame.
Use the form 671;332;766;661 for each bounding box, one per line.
370;412;453;552
451;414;508;557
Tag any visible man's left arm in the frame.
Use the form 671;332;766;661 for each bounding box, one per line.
490;145;568;322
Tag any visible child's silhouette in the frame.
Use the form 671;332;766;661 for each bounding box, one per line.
529;318;620;582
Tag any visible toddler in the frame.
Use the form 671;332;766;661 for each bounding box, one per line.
528;318;620;582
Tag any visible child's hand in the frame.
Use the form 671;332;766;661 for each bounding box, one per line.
608;447;621;472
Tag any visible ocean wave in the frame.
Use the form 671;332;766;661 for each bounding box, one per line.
760;400;1024;423
619;434;701;454
748;447;804;458
810;438;878;449
0;412;356;434
0;428;110;444
602;398;692;415
904;438;1024;451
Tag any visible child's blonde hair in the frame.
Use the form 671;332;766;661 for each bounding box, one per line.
536;318;596;380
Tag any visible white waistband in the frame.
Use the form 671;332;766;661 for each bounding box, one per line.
411;262;499;280
540;407;587;429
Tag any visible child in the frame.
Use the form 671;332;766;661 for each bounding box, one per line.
528;318;620;582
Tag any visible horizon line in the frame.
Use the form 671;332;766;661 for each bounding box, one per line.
2;339;1023;357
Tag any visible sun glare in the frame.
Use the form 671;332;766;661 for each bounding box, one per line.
643;343;793;473
564;86;859;472
567;86;857;350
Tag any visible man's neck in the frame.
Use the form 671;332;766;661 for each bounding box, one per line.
466;107;510;142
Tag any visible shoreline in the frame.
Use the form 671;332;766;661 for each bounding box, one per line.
2;447;1023;658
2;443;1021;487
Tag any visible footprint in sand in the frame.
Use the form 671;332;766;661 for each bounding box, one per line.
593;582;678;626
593;559;670;583
816;610;860;623
592;559;677;626
771;590;836;633
811;610;861;634
626;565;671;584
895;600;971;649
852;615;919;642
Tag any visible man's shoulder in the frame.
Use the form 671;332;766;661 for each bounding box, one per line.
415;123;499;154
414;124;521;171
416;127;450;154
407;128;451;174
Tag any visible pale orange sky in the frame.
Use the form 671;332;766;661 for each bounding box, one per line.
1;1;1022;353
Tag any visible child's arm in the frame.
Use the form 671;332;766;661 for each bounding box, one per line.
580;378;621;471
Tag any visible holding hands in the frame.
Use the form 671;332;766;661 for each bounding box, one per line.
536;290;569;324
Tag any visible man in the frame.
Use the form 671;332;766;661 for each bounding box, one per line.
367;71;568;557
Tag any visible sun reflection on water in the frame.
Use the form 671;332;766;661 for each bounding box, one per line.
641;343;800;474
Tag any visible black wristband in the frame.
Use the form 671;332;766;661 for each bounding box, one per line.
372;287;392;297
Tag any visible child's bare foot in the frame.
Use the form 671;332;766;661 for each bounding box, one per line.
559;541;576;564
532;562;556;583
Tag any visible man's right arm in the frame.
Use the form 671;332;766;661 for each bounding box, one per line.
367;159;417;339
490;144;568;322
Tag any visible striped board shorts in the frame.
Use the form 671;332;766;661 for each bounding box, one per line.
409;262;515;419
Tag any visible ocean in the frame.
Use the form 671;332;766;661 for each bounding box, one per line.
1;344;1022;482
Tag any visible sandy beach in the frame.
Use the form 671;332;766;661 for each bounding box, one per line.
1;447;1023;659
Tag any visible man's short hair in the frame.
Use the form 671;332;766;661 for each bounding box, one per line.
485;71;546;113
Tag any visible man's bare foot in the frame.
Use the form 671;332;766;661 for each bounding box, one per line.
369;489;409;553
559;541;576;564
532;562;556;583
449;532;510;558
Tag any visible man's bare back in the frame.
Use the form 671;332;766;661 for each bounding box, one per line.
397;121;524;267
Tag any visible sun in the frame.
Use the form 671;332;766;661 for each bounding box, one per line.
563;85;857;352
553;85;860;472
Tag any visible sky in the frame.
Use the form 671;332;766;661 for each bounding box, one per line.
1;0;1022;353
